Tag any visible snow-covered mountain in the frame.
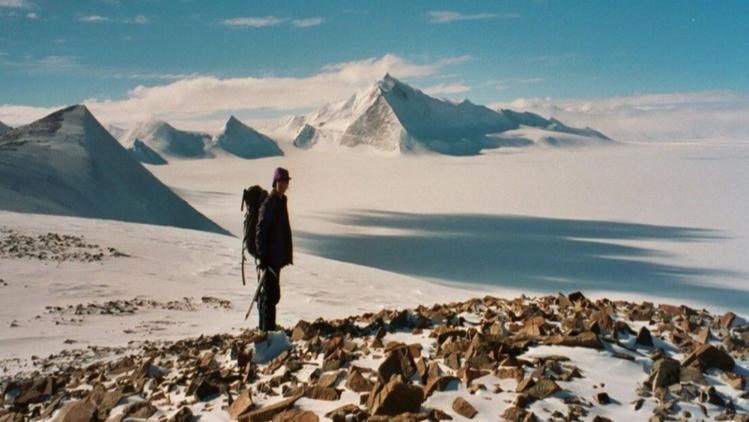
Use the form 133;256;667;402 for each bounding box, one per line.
128;138;168;165
0;105;228;235
105;123;127;140
0;121;11;136
213;116;283;159
121;119;212;159
279;74;612;155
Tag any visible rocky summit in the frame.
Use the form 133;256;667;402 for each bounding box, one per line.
1;293;748;421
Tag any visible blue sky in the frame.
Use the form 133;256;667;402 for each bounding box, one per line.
1;0;748;131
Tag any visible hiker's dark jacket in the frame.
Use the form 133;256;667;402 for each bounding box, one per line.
256;191;293;269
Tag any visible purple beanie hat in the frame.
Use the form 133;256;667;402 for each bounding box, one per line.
273;167;291;185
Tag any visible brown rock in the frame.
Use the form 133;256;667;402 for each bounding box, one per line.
516;377;535;393
229;390;254;419
557;293;573;309
169;407;193;422
720;312;736;329
444;352;461;370
322;349;346;372
13;377;52;406
452;397;478;419
681;344;735;371
304;385;340;401
595;392;611;405
429;408;454;421
457;366;488;387
346;368;373;393
52;400;97;422
187;375;221;401
695;326;711;344
721;371;745;390
501;406;528;421
290;320;316;342
121;401;157;419
635;326;653;347
366;375;424;416
316;371;341;388
547;331;602;349
0;412;24;422
272;408;319;422
378;346;416;383
495;367;524;381
415;357;427;379
324;404;365;420
424;376;459;397
651;358;680;390
525;378;561;401
679;366;705;384
238;394;303;422
519;316;546;337
567;291;587;303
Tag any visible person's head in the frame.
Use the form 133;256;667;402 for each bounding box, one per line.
272;167;291;194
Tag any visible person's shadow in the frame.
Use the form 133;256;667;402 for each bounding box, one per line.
297;210;746;311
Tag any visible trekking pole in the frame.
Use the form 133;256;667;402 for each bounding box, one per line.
244;267;278;320
240;247;246;286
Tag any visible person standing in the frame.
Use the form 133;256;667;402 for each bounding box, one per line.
255;167;293;332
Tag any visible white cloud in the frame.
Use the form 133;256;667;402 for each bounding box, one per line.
0;0;31;8
78;14;149;24
126;14;148;24
222;16;285;27
0;105;60;126
0;53;469;130
436;55;473;66
0;54;80;72
36;55;79;69
292;17;323;27
25;11;37;19
111;72;203;81
79;15;110;23
490;91;749;142
423;82;470;96
427;10;519;24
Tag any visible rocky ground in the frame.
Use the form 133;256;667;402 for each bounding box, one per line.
1;293;748;421
0;228;129;262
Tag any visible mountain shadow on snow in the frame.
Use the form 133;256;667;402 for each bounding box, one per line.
0;105;230;235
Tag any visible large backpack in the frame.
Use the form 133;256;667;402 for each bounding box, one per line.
241;185;268;258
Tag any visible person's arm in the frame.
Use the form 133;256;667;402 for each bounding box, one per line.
255;197;274;268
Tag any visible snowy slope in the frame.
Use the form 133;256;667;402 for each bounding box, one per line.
282;74;612;155
0;120;10;136
121;119;212;158
105;123;126;140
128;138;168;165
213;116;284;159
0;105;228;235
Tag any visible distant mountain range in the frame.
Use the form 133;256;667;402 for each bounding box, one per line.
0;105;229;235
113;116;284;164
269;74;612;155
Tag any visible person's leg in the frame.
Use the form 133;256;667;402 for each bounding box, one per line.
257;281;266;331
266;268;281;330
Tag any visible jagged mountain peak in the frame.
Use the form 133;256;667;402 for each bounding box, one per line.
287;76;612;155
214;116;283;159
0;105;228;234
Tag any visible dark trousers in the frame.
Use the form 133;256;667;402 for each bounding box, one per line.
258;267;281;331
